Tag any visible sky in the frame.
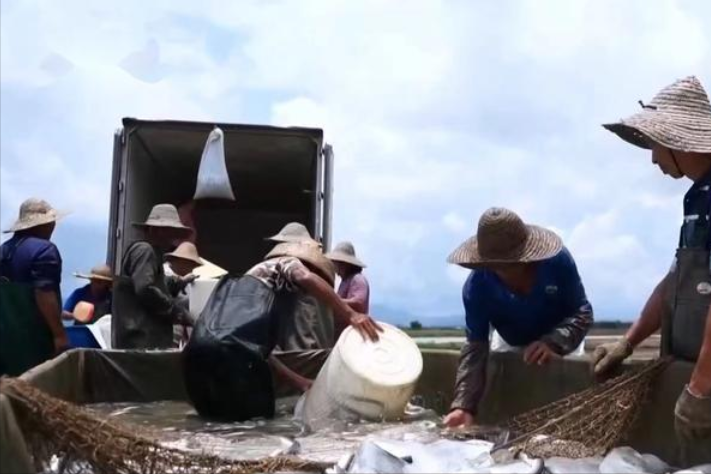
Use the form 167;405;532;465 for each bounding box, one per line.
1;0;710;323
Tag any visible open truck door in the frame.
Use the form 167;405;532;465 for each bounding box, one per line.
107;118;333;276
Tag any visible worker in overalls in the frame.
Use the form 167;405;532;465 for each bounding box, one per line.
595;76;711;465
265;222;337;393
0;198;69;376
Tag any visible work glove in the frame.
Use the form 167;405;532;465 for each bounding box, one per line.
675;385;711;442
591;338;633;377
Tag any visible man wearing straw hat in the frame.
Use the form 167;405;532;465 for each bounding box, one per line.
444;207;593;428
62;264;113;325
597;76;711;463
183;241;382;421
112;204;194;350
326;241;371;339
165;242;202;347
266;222;337;351
0;198;70;376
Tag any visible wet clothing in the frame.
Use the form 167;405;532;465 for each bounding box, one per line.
0;236;62;376
184;257;312;421
112;241;188;350
334;273;370;338
451;247;593;416
662;170;711;464
63;284;112;325
249;258;335;350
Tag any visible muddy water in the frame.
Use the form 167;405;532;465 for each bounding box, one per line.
85;397;441;463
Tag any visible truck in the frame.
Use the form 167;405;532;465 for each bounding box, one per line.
106;118;334;275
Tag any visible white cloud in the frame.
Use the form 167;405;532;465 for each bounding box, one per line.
1;0;710;319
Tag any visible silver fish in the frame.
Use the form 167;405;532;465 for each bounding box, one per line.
673;465;711;474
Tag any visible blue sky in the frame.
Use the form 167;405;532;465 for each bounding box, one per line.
1;0;710;322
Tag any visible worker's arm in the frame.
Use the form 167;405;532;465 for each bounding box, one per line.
445;340;489;427
541;302;594;356
689;305;711;396
129;243;189;323
290;266;381;342
30;243;68;353
268;355;313;392
626;275;666;346
593;276;667;376
35;289;69;354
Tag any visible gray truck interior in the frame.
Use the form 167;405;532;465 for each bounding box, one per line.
109;118;326;275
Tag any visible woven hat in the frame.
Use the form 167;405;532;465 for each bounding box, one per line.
447;207;563;269
133;204;191;231
266;222;321;247
3;198;68;234
265;242;335;285
325;241;367;268
603;76;711;153
165;242;203;266
74;264;113;282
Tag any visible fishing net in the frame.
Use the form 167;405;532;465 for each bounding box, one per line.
499;357;672;458
0;377;329;474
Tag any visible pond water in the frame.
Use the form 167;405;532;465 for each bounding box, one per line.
85;397;443;463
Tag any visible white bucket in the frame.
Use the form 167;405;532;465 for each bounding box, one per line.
187;278;220;320
300;323;423;429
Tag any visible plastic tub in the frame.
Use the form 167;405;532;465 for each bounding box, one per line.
300;323;423;428
66;326;101;349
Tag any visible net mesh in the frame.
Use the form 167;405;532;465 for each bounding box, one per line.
0;377;329;474
499;357;672;458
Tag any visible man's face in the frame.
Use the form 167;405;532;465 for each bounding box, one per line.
652;145;684;179
168;258;198;277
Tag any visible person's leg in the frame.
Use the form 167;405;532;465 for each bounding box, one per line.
272;349;330;397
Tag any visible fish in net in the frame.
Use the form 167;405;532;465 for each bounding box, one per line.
499;357;671;458
0;377;330;474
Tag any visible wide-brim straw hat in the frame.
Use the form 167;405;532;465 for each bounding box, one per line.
133;204;191;231
266;222;321;247
603;76;711;153
3;198;69;234
447;207;563;269
74;264;113;282
325;241;367;268
165;242;203;266
265;242;335;286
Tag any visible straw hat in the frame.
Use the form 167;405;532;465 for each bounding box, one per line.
74;264;113;282
133;204;191;231
3;198;69;234
265;242;335;285
447;207;563;269
325;241;367;268
165;242;203;266
603;76;711;153
266;222;321;247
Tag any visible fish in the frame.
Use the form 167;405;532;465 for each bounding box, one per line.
268;436;301;457
544;456;603;474
346;440;410;473
673;465;711;474
600;447;669;474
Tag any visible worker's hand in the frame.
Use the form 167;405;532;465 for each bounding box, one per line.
53;333;70;355
591;338;633;378
181;274;198;285
523;341;558;366
443;409;475;428
348;311;383;342
675;385;711;442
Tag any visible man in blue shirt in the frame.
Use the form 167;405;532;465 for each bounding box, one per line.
62;264;113;325
0;198;70;376
444;207;593;428
597;75;711;465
